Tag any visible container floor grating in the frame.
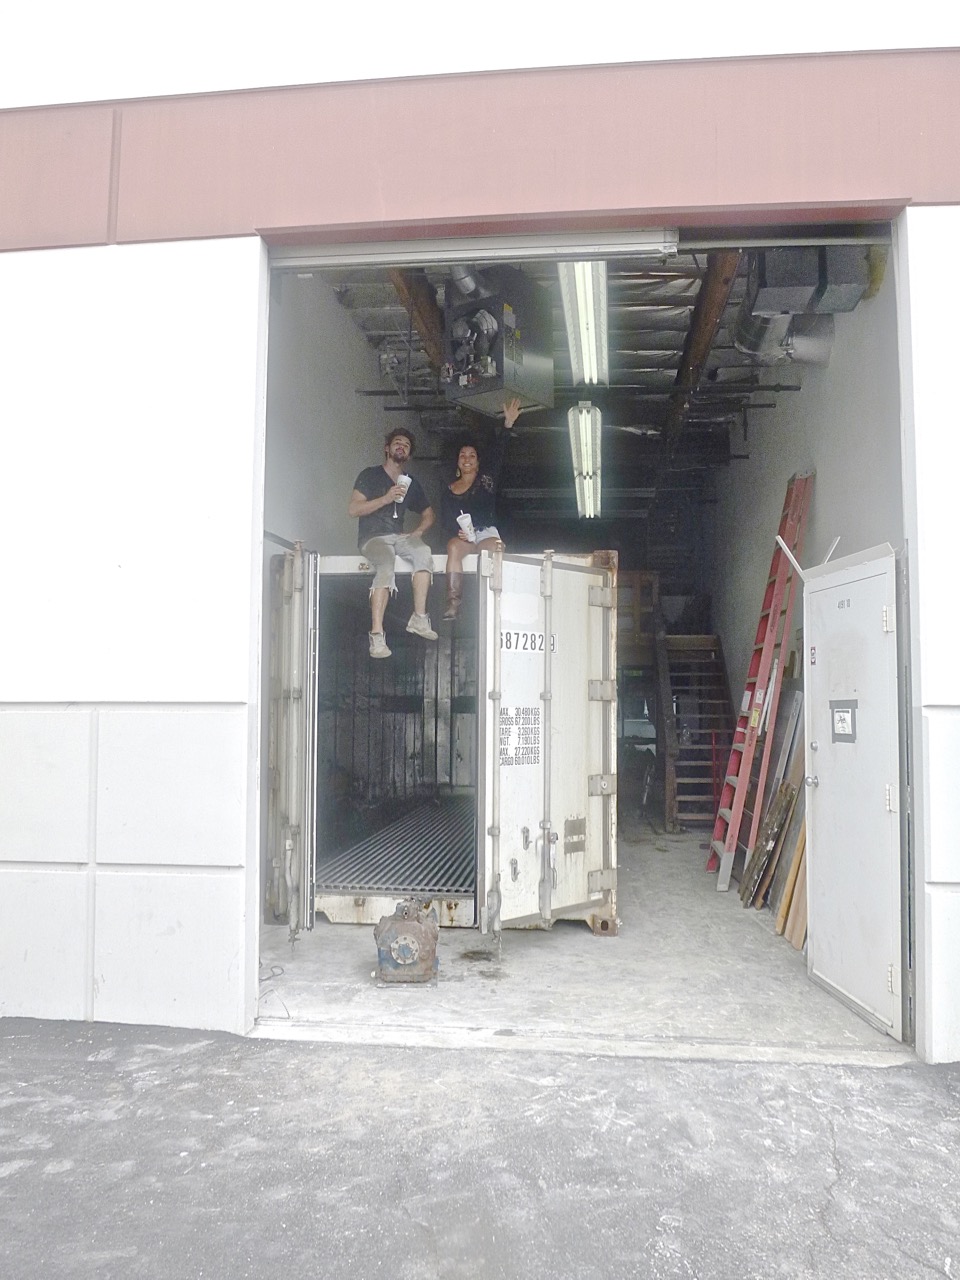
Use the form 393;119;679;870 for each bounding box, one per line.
317;795;476;895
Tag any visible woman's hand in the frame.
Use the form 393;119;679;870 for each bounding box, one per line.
458;529;472;541
502;396;522;430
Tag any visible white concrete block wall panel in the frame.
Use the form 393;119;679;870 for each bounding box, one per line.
0;237;268;1034
0;870;90;1020
96;708;247;867
0;710;94;862
901;206;960;1063
93;869;246;1029
926;890;960;1064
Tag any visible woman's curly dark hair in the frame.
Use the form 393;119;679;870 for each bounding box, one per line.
452;435;481;479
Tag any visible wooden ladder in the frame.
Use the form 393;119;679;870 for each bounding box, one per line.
706;472;814;891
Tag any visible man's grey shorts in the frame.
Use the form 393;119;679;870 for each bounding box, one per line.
361;534;434;592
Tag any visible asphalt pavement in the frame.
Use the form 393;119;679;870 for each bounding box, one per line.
2;1018;960;1279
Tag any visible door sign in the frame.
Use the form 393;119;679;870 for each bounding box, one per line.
830;699;858;743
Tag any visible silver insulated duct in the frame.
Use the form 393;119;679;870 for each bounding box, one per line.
734;247;870;367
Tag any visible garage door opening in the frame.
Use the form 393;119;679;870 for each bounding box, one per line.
257;225;911;1053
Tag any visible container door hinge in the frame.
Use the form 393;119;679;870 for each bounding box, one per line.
588;869;617;894
885;784;897;813
888;963;901;996
480;557;494;577
588;586;614;608
882;604;895;633
588;680;616;702
589;774;617;796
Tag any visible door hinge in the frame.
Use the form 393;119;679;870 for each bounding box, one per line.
882;604;895;633
588;869;617;893
885;783;897;813
888;963;901;996
588;774;617;796
588;585;615;608
588;680;616;702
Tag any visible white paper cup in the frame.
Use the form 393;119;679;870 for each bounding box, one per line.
456;512;476;542
395;474;412;502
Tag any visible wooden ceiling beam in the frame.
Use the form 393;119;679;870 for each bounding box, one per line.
387;267;445;372
661;249;742;457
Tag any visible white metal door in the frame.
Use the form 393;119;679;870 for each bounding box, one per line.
478;550;617;933
804;544;902;1038
265;545;320;939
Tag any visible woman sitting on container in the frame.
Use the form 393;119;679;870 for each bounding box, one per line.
441;396;521;620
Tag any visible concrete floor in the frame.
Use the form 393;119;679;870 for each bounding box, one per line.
257;820;910;1067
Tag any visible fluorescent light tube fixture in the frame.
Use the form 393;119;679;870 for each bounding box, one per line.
558;260;609;386
567;402;602;519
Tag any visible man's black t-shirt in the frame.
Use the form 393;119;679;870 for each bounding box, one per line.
353;465;430;549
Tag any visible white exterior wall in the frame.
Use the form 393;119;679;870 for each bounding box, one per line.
899;207;960;1064
0;238;267;1033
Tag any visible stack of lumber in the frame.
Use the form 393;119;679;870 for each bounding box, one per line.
738;687;807;950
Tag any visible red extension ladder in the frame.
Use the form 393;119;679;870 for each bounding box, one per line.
707;471;814;891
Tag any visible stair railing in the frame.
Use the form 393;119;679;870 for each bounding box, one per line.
653;601;680;832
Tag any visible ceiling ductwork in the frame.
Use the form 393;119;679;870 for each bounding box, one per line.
734;309;836;366
734;247;872;367
440;264;555;416
448;263;493;299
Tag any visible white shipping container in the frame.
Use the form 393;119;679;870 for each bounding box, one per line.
265;546;617;938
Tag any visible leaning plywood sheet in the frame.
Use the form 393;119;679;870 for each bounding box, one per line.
775;822;806;936
751;709;805;909
735;683;803;890
785;847;808;950
751;788;798;909
764;684;803;810
740;780;793;904
767;788;805;917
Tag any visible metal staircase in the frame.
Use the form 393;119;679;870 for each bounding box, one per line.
665;635;735;828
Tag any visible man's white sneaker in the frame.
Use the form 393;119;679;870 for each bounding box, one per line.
406;613;438;641
369;631;392;658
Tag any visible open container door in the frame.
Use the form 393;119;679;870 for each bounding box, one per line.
478;548;618;934
265;544;320;941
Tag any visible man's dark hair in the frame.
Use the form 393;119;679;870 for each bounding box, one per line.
384;427;416;455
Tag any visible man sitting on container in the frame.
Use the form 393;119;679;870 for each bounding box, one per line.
348;427;437;659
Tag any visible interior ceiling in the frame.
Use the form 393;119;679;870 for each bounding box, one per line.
318;226;888;586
